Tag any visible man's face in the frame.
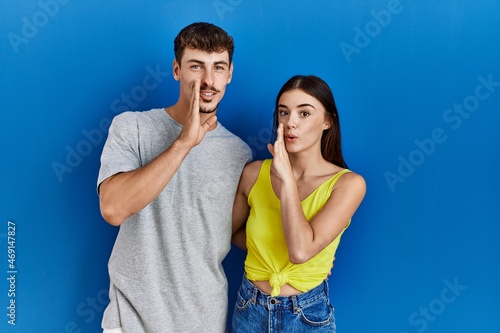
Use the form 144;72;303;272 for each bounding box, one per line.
173;47;233;114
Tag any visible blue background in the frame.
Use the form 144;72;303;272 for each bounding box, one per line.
1;0;499;332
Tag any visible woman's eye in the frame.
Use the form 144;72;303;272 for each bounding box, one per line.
278;110;288;116
300;111;310;117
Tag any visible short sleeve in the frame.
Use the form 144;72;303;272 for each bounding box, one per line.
97;112;141;194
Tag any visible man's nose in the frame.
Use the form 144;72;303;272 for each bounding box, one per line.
201;69;215;88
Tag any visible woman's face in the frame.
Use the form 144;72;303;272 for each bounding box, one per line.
277;89;330;154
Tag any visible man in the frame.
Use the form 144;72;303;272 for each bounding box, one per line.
97;22;252;333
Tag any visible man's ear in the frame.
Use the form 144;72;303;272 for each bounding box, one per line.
227;62;234;84
172;59;180;81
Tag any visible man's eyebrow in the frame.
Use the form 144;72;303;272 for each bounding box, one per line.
214;60;229;66
278;103;316;109
186;59;205;64
186;59;229;66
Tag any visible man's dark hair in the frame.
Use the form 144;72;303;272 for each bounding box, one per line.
174;22;234;65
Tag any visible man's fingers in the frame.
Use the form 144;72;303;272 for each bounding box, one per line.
190;79;201;114
201;115;217;131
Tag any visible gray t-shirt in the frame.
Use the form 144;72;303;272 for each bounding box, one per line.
97;108;252;332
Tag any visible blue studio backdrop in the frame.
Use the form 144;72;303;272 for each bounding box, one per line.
1;1;499;332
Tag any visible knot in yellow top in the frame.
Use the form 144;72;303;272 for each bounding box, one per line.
269;272;289;297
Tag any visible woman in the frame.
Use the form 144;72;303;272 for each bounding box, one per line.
231;75;366;332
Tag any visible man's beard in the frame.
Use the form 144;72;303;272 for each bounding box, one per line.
199;102;219;114
199;84;219;114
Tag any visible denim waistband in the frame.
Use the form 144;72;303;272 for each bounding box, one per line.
240;275;329;311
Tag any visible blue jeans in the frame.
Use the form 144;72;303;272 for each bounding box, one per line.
231;276;336;333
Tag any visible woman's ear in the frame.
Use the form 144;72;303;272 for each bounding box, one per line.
323;118;333;130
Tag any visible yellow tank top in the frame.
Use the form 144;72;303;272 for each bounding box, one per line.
244;159;351;296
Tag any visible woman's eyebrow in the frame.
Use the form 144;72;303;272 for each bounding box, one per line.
278;103;316;109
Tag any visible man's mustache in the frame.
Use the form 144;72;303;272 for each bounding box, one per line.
200;84;220;93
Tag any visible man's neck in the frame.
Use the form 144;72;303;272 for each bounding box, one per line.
164;105;218;131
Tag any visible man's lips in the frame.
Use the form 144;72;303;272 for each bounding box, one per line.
200;90;217;101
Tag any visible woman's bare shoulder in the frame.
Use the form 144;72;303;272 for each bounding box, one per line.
335;169;366;195
243;160;265;174
239;160;266;194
